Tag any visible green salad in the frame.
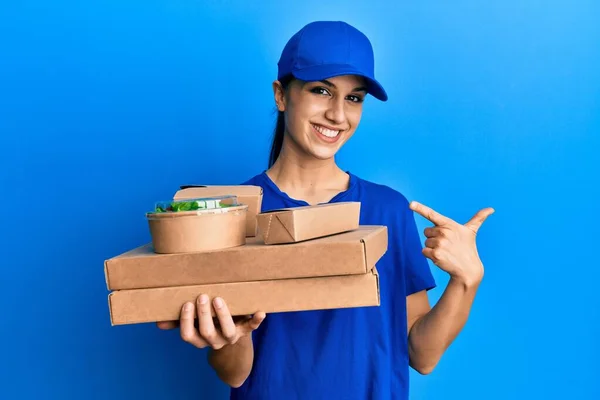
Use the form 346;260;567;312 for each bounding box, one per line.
153;199;236;213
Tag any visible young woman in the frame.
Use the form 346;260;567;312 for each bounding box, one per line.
158;21;494;400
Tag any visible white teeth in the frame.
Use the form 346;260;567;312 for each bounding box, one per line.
313;124;340;138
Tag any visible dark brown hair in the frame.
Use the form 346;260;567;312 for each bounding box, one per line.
268;75;294;168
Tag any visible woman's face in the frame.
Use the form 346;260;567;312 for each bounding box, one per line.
274;74;367;161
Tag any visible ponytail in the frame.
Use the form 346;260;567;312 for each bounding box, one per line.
269;111;285;168
268;75;294;168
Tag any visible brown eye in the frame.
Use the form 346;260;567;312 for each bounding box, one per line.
347;95;364;103
310;87;331;96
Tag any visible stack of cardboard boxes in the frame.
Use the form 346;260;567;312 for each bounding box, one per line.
104;185;388;325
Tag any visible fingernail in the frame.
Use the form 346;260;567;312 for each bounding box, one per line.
214;297;223;309
199;294;208;305
183;302;192;312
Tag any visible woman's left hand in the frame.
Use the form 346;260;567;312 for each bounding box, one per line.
409;201;495;286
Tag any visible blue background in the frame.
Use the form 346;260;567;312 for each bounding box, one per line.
1;1;598;399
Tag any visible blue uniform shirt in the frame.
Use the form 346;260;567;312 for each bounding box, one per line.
230;171;436;400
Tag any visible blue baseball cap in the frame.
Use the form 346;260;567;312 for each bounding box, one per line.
277;21;388;101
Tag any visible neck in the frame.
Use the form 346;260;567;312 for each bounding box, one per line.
266;134;349;204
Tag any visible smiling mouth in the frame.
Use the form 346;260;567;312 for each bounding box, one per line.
311;123;341;139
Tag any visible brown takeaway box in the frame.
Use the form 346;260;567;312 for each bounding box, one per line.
147;204;248;254
257;202;360;244
108;268;380;325
173;185;263;237
104;226;388;290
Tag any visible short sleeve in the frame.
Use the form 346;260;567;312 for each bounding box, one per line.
402;203;437;296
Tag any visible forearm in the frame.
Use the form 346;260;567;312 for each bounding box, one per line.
208;335;254;388
408;277;479;374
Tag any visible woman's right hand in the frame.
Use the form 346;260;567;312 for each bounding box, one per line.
157;294;266;350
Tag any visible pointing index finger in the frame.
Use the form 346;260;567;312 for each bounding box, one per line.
410;201;451;226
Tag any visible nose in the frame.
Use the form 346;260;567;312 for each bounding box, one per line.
324;97;346;125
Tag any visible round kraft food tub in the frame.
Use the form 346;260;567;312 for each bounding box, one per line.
146;204;248;254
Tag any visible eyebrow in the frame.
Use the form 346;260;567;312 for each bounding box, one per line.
319;79;367;93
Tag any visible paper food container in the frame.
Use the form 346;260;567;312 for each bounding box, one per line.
257;202;361;244
146;195;248;254
174;185;263;237
108;268;380;325
104;225;388;290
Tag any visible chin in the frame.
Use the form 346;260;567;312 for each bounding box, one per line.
306;144;341;160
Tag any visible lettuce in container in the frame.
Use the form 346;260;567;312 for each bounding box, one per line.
151;195;239;214
146;194;248;254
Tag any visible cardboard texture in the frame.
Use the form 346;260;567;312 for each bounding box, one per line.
147;205;247;254
108;268;380;325
174;185;263;237
104;226;388;290
257;202;361;244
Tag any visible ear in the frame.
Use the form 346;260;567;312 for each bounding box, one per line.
272;80;286;112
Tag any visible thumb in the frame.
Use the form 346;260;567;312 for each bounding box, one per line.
465;207;495;233
241;312;266;333
156;320;179;330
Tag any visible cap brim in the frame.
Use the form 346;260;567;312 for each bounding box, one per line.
291;64;388;102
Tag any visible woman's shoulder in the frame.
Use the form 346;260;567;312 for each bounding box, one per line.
239;171;266;186
352;173;412;210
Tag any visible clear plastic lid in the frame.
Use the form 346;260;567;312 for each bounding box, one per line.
151;195;240;214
